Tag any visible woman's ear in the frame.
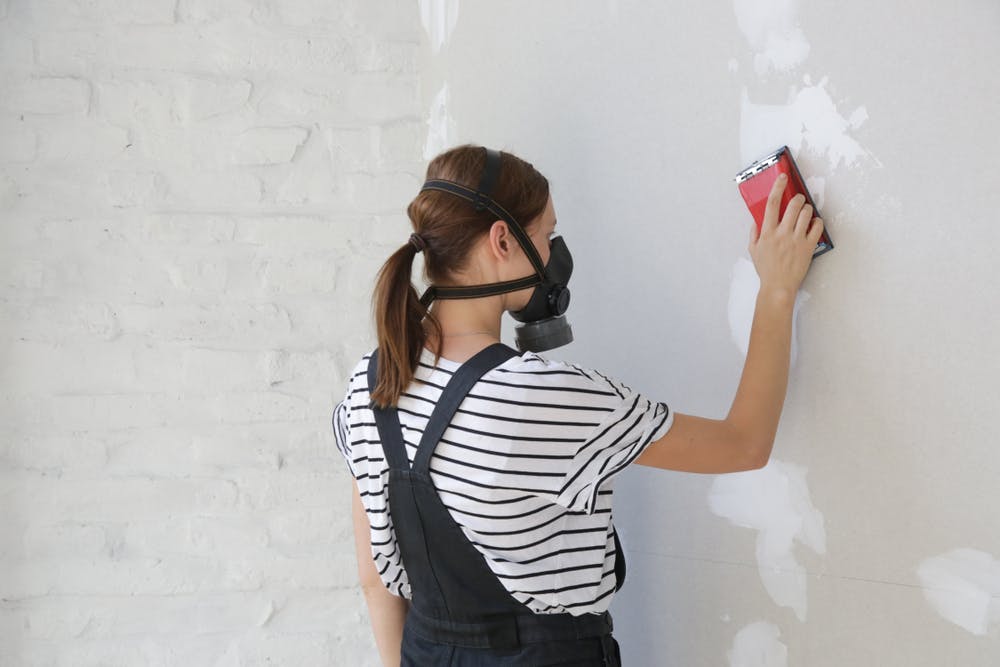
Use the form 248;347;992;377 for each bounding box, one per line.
488;220;511;259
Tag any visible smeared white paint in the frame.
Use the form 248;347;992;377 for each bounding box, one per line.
733;0;810;76
606;0;619;19
423;83;456;160
708;459;826;622
728;622;788;667
916;549;1000;636
419;0;460;53
728;258;809;368
740;80;878;171
729;58;740;73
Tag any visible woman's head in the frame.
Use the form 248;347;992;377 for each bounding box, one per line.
370;145;551;407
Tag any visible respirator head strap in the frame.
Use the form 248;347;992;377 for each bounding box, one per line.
418;275;541;308
473;148;502;211
419;180;547;278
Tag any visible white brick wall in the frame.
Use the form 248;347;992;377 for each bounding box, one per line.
0;1;424;664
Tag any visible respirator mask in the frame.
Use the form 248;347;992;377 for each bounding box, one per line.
417;148;574;353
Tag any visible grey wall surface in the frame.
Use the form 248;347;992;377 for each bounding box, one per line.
417;1;1000;665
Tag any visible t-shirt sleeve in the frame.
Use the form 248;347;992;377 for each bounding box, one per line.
332;373;358;479
551;365;673;515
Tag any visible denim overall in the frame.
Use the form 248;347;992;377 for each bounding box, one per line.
367;343;624;666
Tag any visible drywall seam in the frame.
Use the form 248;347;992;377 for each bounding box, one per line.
916;548;1000;636
708;459;827;622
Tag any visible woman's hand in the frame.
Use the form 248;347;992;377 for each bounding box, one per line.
748;173;825;298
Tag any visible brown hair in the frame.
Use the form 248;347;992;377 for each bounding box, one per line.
369;144;550;407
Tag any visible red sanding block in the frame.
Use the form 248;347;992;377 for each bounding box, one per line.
735;146;833;257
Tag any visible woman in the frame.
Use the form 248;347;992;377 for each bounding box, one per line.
333;145;823;665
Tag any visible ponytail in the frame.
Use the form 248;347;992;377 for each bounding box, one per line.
368;144;548;407
370;242;441;408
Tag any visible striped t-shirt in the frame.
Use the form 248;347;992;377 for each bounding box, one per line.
332;345;673;616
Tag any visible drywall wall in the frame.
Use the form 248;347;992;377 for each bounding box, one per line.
417;1;1000;664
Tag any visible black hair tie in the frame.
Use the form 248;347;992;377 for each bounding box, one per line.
408;233;427;252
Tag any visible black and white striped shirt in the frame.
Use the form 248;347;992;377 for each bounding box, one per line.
332;346;673;616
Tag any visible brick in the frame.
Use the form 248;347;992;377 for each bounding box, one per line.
267;1;346;26
94;77;175;127
324;126;378;172
234;471;337;511
120;515;269;560
1;165;111;220
115;301;293;345
255;251;338;295
345;0;421;41
266;507;350;557
231;126;309;165
0;340;136;394
34;30;100;74
161;168;263;208
1;434;108;472
30;117;130;163
228;629;344;667
0;76;90;115
0;120;38;162
22;522;108;559
25;0;175;26
377;119;425;168
353;37;420;74
347;170;421;213
232;215;367;250
0;26;33;66
346;73;419;123
105;170;161;207
60;594;274;637
254;78;345;122
263;348;340;394
0;297;123;344
104;425;282;476
7;477;240;523
176;0;262;24
175;76;252;122
141;214;237;244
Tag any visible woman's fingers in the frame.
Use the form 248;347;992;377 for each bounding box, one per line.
780;193;806;234
793;201;813;236
807;216;825;242
761;174;787;235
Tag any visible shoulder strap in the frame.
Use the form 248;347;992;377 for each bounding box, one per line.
366;350;412;472
412;343;519;474
367;344;520;474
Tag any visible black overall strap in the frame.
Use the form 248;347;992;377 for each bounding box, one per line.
412;343;519;473
366;344;519;471
365;350;411;473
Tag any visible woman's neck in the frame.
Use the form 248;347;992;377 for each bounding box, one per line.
424;298;505;363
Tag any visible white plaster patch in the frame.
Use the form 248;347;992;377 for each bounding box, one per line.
916;549;1000;636
418;0;460;53
727;258;809;368
423;82;456;160
708;459;826;621
740;81;878;171
733;0;810;76
728;621;788;667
